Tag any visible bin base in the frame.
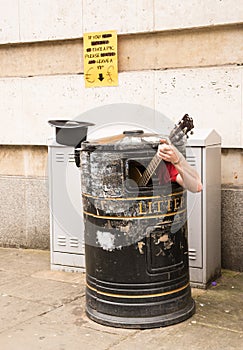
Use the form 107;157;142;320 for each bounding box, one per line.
86;300;195;329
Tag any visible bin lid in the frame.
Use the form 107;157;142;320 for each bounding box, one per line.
81;130;163;151
48;120;94;129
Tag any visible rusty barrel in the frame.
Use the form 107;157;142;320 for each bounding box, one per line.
80;131;195;328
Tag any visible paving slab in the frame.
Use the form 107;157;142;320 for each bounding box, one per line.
0;294;53;333
0;269;27;286
0;248;50;275
0;297;137;350
0;275;85;307
111;321;243;350
193;290;243;333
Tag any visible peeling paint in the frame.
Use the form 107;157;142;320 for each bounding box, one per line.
96;230;115;251
137;241;145;254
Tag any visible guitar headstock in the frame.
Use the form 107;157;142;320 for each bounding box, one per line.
169;114;194;144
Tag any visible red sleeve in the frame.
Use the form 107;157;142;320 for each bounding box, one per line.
158;161;178;184
166;162;179;182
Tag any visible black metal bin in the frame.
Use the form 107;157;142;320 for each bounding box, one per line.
80;130;195;329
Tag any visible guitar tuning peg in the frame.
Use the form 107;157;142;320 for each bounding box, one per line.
190;131;194;135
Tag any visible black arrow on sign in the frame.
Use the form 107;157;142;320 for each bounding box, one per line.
98;73;104;81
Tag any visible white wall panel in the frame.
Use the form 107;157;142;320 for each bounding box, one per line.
0;0;242;44
82;71;154;110
242;69;243;147
82;0;153;34
0;67;242;146
0;78;23;144
155;66;242;148
0;72;155;145
80;72;156;136
19;0;83;42
21;75;84;144
154;0;243;31
0;0;20;43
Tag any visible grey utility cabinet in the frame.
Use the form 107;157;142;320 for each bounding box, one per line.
48;140;85;272
186;129;221;288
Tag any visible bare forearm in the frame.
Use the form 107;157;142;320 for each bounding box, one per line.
173;155;202;193
157;139;202;193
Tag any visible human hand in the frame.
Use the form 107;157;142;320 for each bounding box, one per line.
157;139;202;192
157;139;181;165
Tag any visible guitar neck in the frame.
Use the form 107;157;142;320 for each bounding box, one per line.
138;153;161;187
137;114;193;187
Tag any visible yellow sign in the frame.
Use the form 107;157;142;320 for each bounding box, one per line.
83;30;118;88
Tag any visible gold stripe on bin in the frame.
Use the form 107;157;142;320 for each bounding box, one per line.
83;208;186;221
82;189;186;201
86;282;190;299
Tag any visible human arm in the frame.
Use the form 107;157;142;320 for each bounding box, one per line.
157;139;203;193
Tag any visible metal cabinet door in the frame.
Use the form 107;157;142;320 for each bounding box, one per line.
186;147;203;268
49;146;84;254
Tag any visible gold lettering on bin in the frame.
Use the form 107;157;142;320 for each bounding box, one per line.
82;191;186;220
156;200;163;213
137;196;184;216
148;201;153;214
139;202;147;215
167;199;173;212
174;197;181;211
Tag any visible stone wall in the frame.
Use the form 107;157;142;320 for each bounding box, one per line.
222;185;243;271
0;146;49;249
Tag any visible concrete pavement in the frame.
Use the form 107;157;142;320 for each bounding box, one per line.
0;247;242;350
